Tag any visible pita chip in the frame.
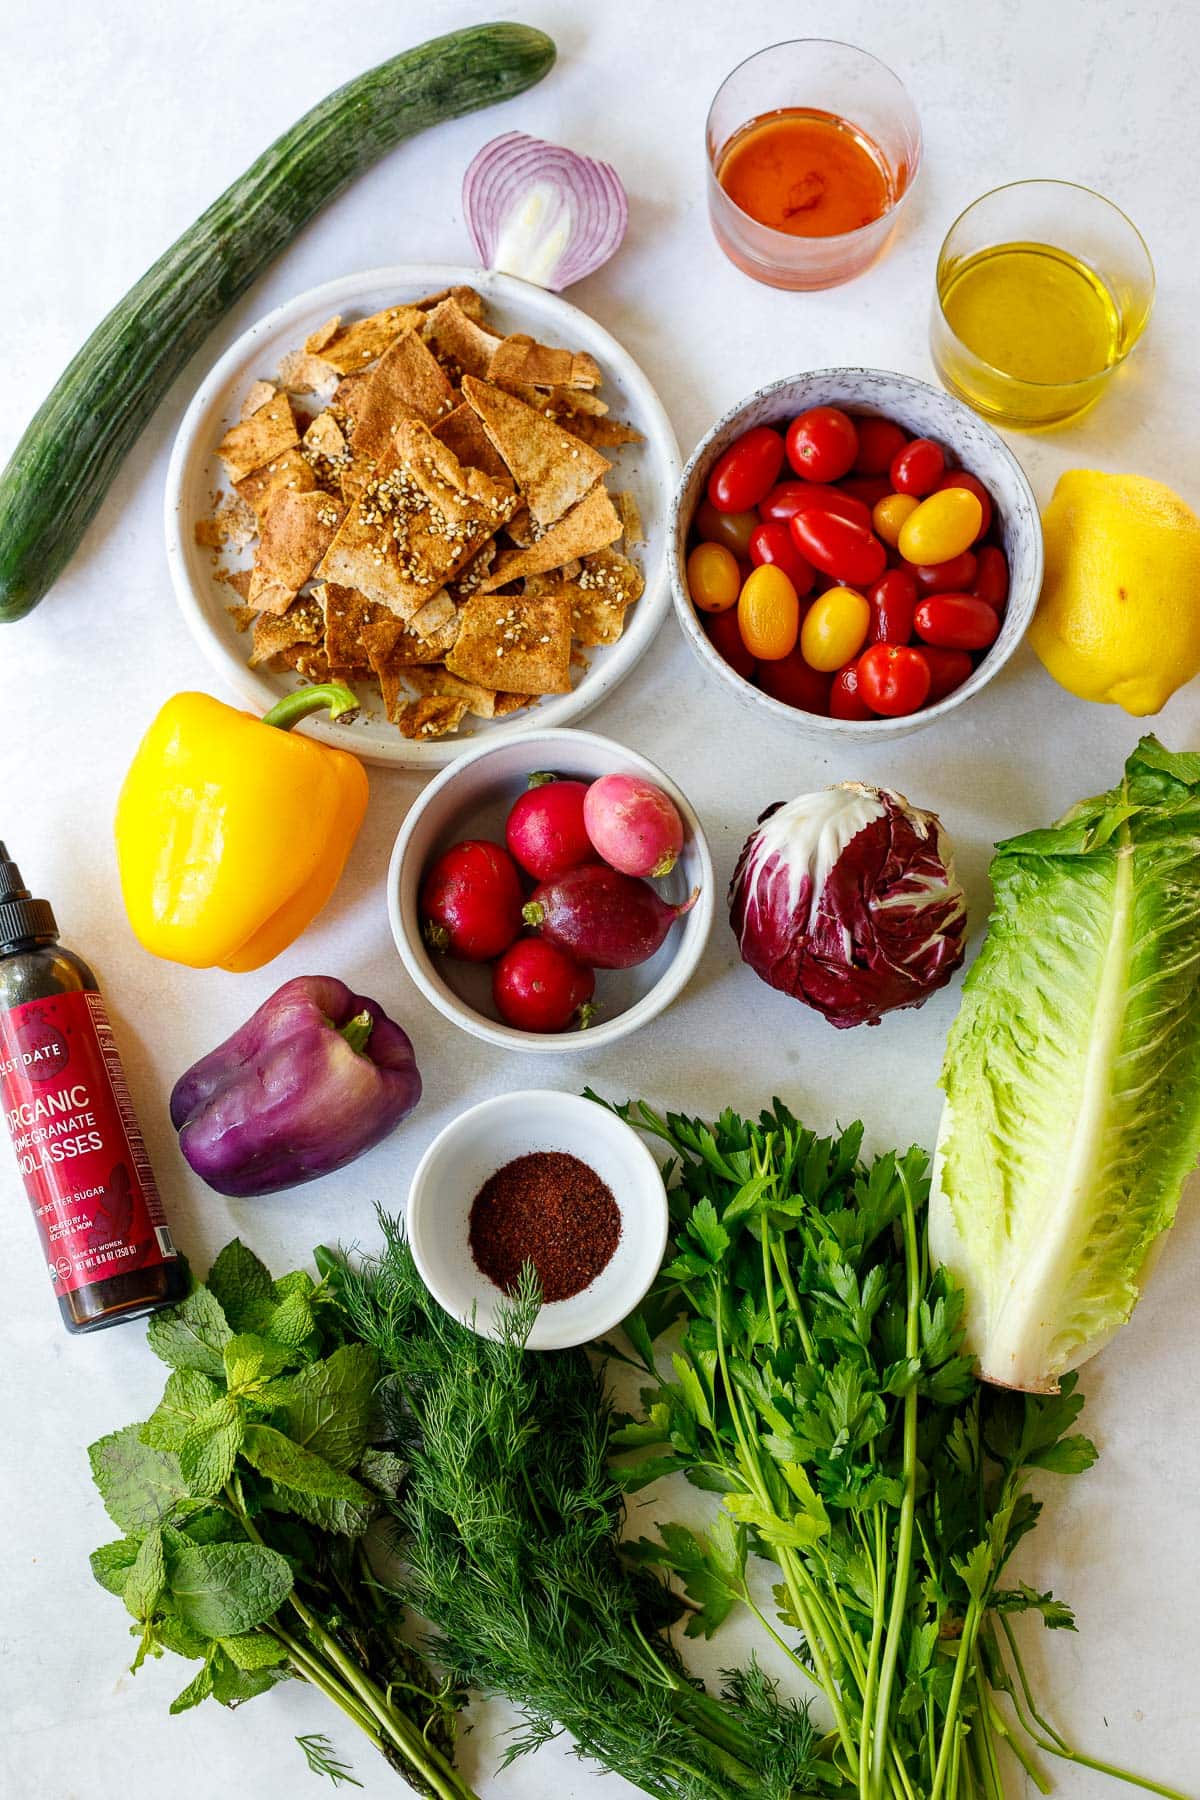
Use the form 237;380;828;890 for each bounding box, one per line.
277;347;339;397
217;391;299;482
254;489;345;593
424;295;502;381
447;586;572;695
486;333;602;392
478;485;623;590
248;594;324;667
394;695;470;740
432;403;513;484
405;665;507;718
240;380;278;420
361;614;460;677
318;582;384;670
461;376;612;526
319;420;514;617
347;330;458;473
307;304;425;374
235;446;316;520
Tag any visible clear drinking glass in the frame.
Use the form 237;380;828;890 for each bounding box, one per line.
706;40;922;291
931;180;1155;428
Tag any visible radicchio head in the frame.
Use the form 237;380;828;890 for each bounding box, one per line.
729;783;967;1028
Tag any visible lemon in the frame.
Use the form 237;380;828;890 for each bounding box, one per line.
1031;469;1200;715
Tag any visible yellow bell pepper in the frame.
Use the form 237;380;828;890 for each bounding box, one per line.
115;684;369;972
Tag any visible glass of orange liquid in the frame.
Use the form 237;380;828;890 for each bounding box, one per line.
707;40;922;290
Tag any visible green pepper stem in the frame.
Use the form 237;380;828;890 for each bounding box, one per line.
261;682;360;731
339;1011;374;1057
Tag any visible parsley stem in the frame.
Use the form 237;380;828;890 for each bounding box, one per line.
869;1167;921;1800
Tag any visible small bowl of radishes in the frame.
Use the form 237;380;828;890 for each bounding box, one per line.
388;728;714;1052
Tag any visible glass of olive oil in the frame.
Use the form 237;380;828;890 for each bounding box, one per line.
931;180;1154;428
707;41;922;290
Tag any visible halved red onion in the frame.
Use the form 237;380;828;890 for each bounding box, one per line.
462;132;628;291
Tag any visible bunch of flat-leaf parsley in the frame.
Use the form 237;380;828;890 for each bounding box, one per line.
593;1095;1188;1800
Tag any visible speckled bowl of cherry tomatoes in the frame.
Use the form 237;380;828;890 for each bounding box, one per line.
388;728;715;1053
670;369;1042;738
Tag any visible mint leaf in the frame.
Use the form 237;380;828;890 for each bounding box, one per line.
89;1425;196;1533
179;1398;244;1499
267;1485;376;1537
242;1423;373;1505
357;1448;406;1499
180;1509;241;1547
223;1333;295;1391
264;1288;315;1350
168;1541;293;1638
273;1269;315;1304
264;1345;377;1470
220;1631;289;1671
123;1527;166;1621
90;1537;140;1596
156;1613;211;1660
147;1286;232;1377
141;1370;222;1453
211;1650;286;1708
169;1660;214;1714
207;1240;274;1332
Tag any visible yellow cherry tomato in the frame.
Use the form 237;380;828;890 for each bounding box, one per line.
738;564;799;661
872;492;920;548
694;499;758;559
898;488;984;566
800;586;870;672
687;541;741;613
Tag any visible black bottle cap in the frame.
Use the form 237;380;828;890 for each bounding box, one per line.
0;843;58;950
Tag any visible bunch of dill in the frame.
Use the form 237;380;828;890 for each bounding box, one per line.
326;1218;834;1800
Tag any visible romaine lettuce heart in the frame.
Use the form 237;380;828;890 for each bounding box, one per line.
930;737;1200;1392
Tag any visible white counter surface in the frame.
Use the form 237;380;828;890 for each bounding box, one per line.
1;2;1197;1795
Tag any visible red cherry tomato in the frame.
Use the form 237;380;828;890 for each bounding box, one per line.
918;647;975;702
972;543;1010;608
785;406;859;483
703;604;756;679
760;481;871;530
757;649;833;714
890;437;946;497
829;662;874;720
837;473;894;509
790;509;887;588
707;425;786;513
867;568;918;644
693;499;759;558
934;470;993;539
749;520;815;595
912;551;978;595
857;643;932;717
493;939;595;1033
913;594;1001;651
852;416;909;475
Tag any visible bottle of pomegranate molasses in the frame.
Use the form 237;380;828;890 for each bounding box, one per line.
0;844;185;1332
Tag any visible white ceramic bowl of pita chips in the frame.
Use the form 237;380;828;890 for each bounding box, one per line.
165;264;680;768
388;727;714;1053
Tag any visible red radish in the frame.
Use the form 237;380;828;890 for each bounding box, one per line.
492;939;595;1032
420;839;524;962
523;865;698;969
505;775;593;880
583;773;684;879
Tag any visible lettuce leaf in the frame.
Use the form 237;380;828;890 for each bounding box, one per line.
930;737;1200;1391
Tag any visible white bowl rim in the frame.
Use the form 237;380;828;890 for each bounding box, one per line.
669;365;1044;740
164;262;682;768
387;725;715;1052
405;1087;670;1350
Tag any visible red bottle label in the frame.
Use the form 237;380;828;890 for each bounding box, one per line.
0;989;177;1295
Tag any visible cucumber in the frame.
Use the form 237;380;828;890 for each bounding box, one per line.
0;22;555;623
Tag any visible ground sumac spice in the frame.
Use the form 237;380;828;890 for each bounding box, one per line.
468;1150;621;1301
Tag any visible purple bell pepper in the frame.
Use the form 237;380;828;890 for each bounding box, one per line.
170;976;421;1197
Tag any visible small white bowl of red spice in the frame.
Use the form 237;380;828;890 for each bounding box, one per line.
669;368;1042;739
388;726;714;1051
406;1089;669;1350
